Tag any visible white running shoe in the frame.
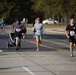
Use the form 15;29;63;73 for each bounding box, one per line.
0;50;3;52
37;47;39;52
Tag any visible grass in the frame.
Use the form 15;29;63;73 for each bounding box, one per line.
26;24;32;28
44;24;66;28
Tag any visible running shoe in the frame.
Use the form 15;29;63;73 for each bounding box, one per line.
37;47;39;52
70;53;74;57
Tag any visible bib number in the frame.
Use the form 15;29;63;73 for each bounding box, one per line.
37;30;41;33
70;31;75;36
16;28;21;32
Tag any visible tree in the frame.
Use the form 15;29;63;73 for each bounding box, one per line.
31;0;76;24
0;0;33;23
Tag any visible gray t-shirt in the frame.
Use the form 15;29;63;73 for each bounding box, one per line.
34;23;44;35
13;22;23;32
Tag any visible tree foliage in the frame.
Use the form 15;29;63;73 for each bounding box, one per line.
0;0;76;24
0;0;33;23
32;0;76;23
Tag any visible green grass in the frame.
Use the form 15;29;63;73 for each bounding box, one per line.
44;24;66;28
26;24;32;28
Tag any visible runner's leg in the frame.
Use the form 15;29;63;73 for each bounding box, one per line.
36;36;39;51
22;33;25;40
23;33;25;40
1;27;5;34
74;40;76;47
74;44;76;47
15;37;20;50
39;35;42;44
70;42;74;57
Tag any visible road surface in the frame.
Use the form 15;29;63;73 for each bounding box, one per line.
0;26;76;75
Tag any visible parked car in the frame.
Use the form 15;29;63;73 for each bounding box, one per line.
42;18;58;24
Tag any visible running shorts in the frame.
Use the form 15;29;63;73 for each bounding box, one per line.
35;34;43;38
69;37;76;44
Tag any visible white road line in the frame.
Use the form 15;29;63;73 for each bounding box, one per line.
0;50;3;52
22;67;34;75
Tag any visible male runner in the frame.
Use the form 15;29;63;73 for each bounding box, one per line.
12;19;23;50
65;18;76;57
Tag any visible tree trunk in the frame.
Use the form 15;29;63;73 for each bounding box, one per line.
52;14;54;24
57;15;59;25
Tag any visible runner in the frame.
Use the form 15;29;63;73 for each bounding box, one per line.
12;19;20;32
33;18;44;51
21;18;27;41
12;19;23;50
32;18;40;40
65;18;76;57
0;17;5;34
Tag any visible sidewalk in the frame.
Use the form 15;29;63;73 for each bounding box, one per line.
45;26;65;34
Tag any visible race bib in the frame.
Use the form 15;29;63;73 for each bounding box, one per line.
37;30;41;33
70;31;75;36
16;28;21;32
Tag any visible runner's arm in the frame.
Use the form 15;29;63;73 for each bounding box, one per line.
65;31;69;39
41;24;44;33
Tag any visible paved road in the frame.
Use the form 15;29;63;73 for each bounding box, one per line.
0;26;76;75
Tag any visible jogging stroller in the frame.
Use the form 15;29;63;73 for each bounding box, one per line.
7;33;21;49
